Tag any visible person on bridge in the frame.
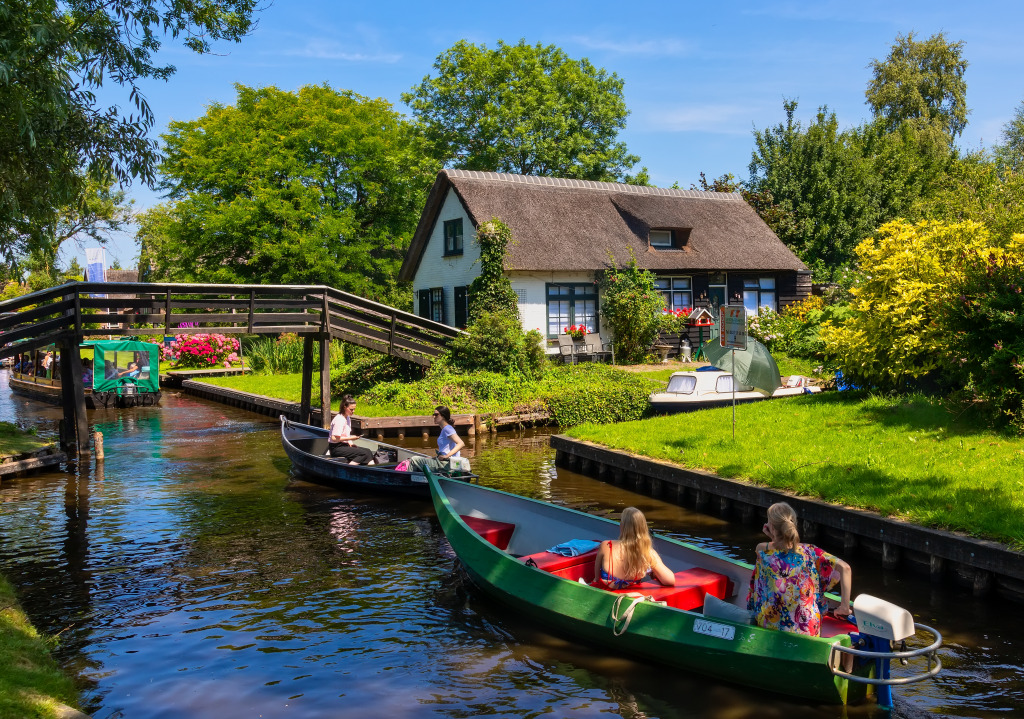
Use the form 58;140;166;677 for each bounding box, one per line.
327;395;375;465
747;502;852;636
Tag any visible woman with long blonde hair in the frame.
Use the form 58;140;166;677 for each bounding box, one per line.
747;502;852;636
594;507;675;589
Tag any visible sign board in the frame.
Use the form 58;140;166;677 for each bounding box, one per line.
719;306;747;350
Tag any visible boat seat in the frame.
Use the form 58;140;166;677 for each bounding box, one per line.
518;545;600;572
548;559;731;611
460;515;516;551
820;614;857;639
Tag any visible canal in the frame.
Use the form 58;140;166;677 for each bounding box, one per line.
0;372;1020;718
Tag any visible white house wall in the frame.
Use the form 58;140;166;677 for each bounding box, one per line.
508;271;607;354
411;188;481;323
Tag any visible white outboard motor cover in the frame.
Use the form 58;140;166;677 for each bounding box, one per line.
853;594;915;641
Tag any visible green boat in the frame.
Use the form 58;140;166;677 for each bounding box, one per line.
427;474;942;707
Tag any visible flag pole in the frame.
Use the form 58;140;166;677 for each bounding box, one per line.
731;348;736;440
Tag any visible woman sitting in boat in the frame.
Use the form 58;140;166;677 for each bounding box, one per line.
747;502;852;636
593;507;675;589
406;406;466;472
328;395;375;465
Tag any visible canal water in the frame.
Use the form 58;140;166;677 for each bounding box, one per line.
0;372;1020;718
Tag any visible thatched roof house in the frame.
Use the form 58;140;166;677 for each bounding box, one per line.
400;170;810;345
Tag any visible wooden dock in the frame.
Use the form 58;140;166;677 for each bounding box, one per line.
0;447;66;480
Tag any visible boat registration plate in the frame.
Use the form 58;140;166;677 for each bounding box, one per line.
693;618;735;641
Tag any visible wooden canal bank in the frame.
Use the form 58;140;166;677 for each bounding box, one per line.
0;446;66;481
177;379;551;438
551;434;1024;604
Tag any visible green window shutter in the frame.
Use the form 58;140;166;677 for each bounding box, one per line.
418;289;431;319
454;286;468;328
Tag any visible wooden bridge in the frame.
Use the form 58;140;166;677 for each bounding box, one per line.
0;282;465;453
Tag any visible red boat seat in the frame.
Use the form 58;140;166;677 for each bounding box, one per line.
518;545;600;572
548;558;731;611
460;515;516;551
820;614;857;639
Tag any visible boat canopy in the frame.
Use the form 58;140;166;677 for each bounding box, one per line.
82;340;160;393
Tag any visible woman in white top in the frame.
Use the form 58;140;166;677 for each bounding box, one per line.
328;395;375;465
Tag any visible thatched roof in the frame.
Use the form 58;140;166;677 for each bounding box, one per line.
399;170;806;281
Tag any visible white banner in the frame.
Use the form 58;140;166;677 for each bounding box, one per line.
85;247;106;283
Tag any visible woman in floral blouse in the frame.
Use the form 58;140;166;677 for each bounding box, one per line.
747;502;852;636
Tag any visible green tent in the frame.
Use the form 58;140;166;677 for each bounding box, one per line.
82;340;160;395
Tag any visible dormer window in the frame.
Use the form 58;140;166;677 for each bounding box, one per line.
649;228;689;249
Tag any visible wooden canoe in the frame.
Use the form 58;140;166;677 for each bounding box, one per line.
427;473;882;705
280;416;475;497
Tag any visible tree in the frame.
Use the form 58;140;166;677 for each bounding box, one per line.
139;84;436;301
748;101;877;279
403;40;640;181
9;176;132;289
598;254;663;364
692;171;796;241
866;32;968;143
0;0;257;258
994;100;1024;174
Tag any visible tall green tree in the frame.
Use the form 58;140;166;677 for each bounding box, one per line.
866;32;968;144
139;84;436;301
403;39;640;181
0;0;257;260
748;101;876;279
994;100;1024;174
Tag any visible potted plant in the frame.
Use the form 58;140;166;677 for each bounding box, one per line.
563;324;587;341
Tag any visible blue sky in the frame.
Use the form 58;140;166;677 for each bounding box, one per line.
85;0;1024;268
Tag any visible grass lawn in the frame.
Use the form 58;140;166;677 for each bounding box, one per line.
568;392;1024;549
0;423;50;457
195;374;423;417
0;575;81;719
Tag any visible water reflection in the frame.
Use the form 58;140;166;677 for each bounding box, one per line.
0;372;1019;718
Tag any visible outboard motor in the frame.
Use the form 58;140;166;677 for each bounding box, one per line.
830;594;942;709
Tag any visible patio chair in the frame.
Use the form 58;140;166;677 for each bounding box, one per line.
557;334;578;364
584;333;613;363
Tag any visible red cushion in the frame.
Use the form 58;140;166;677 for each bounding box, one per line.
820;614;857;639
519;545;600;572
460;515;515;551
612;568;730;611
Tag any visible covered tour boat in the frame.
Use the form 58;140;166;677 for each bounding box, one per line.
428;473;942;706
280;416;476;496
7;339;161;408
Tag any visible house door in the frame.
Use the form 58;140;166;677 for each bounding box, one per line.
707;273;727;316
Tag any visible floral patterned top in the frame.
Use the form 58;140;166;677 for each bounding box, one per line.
746;543;840;637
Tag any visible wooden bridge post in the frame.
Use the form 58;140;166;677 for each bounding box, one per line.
58;337;89;453
299;335;314;425
319;292;331;429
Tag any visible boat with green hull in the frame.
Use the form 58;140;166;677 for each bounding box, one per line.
427;474;942;707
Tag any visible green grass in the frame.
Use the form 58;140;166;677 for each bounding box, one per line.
0;575;81;719
195;374;416;416
0;423;50;457
567;392;1024;549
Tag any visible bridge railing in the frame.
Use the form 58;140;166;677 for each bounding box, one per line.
0;282;464;366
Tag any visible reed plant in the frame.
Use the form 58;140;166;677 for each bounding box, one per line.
568;392;1024;548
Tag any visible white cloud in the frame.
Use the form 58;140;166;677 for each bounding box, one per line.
570;35;693;57
282;39;401;63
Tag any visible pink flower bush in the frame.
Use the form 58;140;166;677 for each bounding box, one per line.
162;334;241;369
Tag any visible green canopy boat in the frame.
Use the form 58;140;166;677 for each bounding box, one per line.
427;473;942;707
8;339;161;408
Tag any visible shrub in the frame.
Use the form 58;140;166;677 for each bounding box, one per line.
163;333;240;368
446;310;546;379
599;254;664;364
537;364;660;427
467;218;520;321
941;245;1024;432
821;220;1000;389
245;335;348;375
331;353;422;397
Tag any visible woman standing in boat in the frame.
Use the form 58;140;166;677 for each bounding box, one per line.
328;395;375;465
593;507;675;589
747;502;852;636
